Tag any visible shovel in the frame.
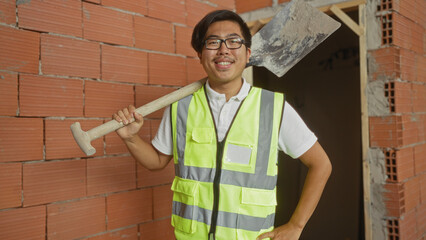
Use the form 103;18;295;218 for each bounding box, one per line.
71;0;340;156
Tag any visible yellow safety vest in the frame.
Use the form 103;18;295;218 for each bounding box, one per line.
171;85;284;240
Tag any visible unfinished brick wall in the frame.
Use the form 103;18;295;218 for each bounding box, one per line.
369;0;425;239
0;0;233;239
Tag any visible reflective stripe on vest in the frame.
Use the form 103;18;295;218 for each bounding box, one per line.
171;85;284;239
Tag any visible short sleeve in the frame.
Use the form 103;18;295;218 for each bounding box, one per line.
278;102;317;159
151;106;173;156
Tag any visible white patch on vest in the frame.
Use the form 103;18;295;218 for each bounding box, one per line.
226;143;252;165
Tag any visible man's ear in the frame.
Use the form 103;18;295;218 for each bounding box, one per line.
246;47;251;63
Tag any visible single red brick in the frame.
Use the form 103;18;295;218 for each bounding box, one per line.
369;47;400;80
85;80;134;118
46;119;104;159
148;53;186;86
392;81;413;113
414;144;426;175
87;156;136;196
0;118;43;162
47;197;106;240
0;163;22;209
0;26;39;74
392;147;415;182
86;226;139;240
0;205;46;240
398;209;418;239
418;55;426;83
84;0;100;3
0;0;16;24
369;116;403;147
18;0;82;37
23;159;86;206
139;218;174;240
0;72;18;116
186;57;206;83
134;16;174;53
404;175;420;212
153;184;173;219
102;44;148;84
105;120;151;155
209;0;235;10
83;2;133;46
137;160;174;188
102;0;147;15
236;0;272;13
418;202;426;239
176;25;197;57
412;83;426;112
399;48;417;82
148;0;185;24
186;0;216;27
401;114;419;145
135;85;176;119
107;189;153;230
384;182;405;217
20;74;83;117
41;34;100;78
393;13;423;54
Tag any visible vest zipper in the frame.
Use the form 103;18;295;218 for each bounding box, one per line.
208;140;225;240
204;85;251;239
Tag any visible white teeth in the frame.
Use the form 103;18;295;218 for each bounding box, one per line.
217;62;231;65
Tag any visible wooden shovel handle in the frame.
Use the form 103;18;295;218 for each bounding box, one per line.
71;78;207;156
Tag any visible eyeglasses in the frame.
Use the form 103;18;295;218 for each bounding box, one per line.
204;38;246;50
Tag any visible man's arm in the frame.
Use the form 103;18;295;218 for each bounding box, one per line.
113;105;173;170
257;141;332;240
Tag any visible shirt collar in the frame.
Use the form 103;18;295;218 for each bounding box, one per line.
205;78;251;102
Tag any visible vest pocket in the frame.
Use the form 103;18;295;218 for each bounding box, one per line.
237;188;277;239
171;177;199;234
185;128;216;168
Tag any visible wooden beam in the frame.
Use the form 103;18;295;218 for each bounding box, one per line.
330;4;364;36
318;0;366;12
358;3;372;240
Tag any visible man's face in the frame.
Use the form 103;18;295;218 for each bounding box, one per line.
198;20;251;85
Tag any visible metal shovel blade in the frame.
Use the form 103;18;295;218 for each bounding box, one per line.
248;0;341;77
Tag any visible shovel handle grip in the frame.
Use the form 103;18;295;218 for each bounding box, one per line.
71;78;207;156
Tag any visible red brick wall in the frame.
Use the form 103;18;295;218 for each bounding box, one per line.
369;0;425;239
0;0;233;239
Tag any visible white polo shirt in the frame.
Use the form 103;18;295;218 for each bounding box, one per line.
152;79;317;159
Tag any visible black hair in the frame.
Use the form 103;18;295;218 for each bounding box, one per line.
191;10;252;53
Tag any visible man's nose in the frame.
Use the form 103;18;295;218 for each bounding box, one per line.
217;41;230;54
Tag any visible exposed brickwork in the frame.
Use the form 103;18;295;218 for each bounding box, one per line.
139;218;175;240
23;159;87;206
373;0;425;238
0;26;39;74
18;0;83;37
0;72;18;116
0;163;22;209
0;205;46;240
3;0;212;237
87;156;136;196
47;197;106;240
19;74;84;117
1;0;423;239
106;189;153;230
235;0;272;13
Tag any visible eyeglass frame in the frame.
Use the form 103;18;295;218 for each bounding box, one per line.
203;37;246;50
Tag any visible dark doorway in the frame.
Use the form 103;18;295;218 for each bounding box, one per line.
254;11;364;240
